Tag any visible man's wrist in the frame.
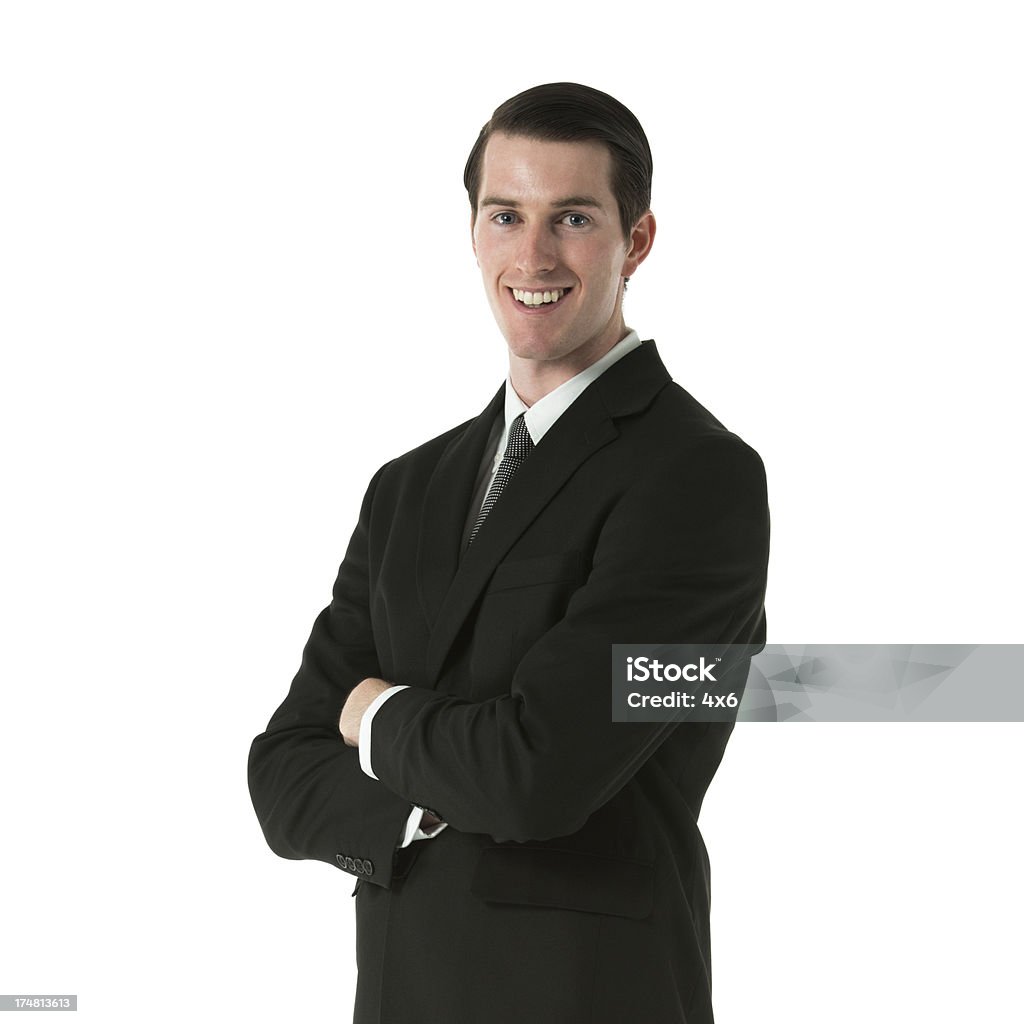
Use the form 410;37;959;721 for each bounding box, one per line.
356;683;410;780
339;677;392;747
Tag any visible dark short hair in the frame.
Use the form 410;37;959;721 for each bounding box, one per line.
463;82;653;240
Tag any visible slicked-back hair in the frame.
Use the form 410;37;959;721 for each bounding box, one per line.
464;82;653;241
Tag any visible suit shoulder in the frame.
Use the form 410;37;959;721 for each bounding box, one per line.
370;404;489;484
658;380;728;432
638;381;765;473
389;416;475;467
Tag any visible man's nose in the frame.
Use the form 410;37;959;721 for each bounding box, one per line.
515;223;557;277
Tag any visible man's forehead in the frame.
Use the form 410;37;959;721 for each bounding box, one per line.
478;132;614;202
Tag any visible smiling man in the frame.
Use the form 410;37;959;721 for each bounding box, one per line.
471;131;652;402
248;83;770;1024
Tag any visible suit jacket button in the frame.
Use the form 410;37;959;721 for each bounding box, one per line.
363;859;374;877
336;854;346;869
353;858;365;874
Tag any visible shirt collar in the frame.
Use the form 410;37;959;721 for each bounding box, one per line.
501;329;642;448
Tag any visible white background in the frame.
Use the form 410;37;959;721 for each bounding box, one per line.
2;2;1021;1021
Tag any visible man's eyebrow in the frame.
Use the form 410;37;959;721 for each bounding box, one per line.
479;194;606;210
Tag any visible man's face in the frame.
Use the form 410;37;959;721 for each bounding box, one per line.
471;132;653;374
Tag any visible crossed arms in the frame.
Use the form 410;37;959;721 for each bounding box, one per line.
248;435;769;883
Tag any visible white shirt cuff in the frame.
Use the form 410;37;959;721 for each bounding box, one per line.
357;684;409;781
399;806;450;847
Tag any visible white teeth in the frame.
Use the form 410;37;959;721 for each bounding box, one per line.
512;288;566;306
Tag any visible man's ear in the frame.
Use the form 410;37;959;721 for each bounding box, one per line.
470;208;478;261
622;211;656;278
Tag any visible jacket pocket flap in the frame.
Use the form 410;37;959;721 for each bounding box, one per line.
486;551;583;593
470;846;654;920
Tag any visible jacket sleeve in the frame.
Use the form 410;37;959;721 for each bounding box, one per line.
247;462;413;888
367;436;769;844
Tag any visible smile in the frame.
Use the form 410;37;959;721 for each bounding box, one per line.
510;287;571;307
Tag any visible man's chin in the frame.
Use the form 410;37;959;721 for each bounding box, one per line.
503;331;574;364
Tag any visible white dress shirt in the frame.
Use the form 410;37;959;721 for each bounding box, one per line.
358;329;643;845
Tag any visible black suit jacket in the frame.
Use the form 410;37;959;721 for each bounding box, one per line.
248;340;770;1023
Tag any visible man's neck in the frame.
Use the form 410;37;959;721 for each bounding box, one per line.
508;322;631;407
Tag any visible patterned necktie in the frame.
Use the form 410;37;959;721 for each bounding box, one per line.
468;412;534;546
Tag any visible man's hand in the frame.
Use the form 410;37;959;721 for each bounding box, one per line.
339;677;393;747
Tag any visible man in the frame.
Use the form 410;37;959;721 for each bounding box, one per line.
248;82;769;1024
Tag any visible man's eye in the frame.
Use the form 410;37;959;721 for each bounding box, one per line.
562;213;590;227
493;212;517;225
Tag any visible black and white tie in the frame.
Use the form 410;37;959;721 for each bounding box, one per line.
468;412;534;546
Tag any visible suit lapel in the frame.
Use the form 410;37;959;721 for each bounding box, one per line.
416;383;505;629
421;340;672;686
